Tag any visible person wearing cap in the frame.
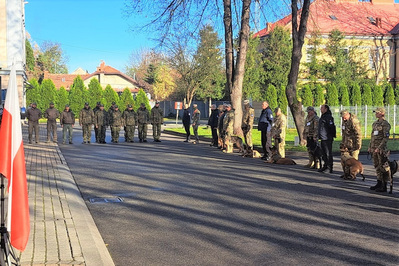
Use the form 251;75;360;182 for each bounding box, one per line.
222;104;235;153
26;102;42;144
44;102;60;143
137;103;150;142
242;100;255;155
302;106;319;168
369;107;391;192
151;101;164;142
258;101;273;160
271;107;287;158
192;104;201;144
208;104;219;147
317;104;336;173
108;101;117;115
95;104;108;144
109;105;123;143
182;104;191;142
340;110;362;161
79;103;95;144
60;104;75;144
217;104;227;149
123;104;137;142
93;102;102;143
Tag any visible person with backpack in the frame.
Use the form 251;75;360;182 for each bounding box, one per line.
318;104;336;173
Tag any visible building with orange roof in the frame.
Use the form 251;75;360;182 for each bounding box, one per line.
254;0;399;86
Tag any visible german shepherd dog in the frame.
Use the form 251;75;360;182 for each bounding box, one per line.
265;146;296;165
339;144;365;181
383;151;398;194
308;140;323;169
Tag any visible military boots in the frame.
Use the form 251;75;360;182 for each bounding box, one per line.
370;180;382;190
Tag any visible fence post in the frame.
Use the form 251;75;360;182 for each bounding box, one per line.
364;105;367;138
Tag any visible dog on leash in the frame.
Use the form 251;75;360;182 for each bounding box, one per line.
339;144;365;181
265;146;296;165
308;140;323;169
230;136;245;154
382;151;398;194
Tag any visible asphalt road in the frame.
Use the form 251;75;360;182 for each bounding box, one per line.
59;126;399;266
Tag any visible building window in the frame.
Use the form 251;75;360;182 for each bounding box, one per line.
62;78;65;82
369;49;380;70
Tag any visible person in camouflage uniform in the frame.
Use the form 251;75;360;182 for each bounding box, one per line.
151;101;164;142
123;104;137;142
271;107;287;158
340;110;362;160
44;102;60;143
222;104;235;153
109;105;123;143
192;104;201;144
93;102;101;143
79;103;95;144
242;100;254;154
302;106;319;168
94;104;108;144
368;107;391;192
137;103;150;143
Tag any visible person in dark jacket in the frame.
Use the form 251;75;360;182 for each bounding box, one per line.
208;104;219;147
60;105;75;144
318;104;336;173
258;101;273;160
26;102;42;144
44;102;60;143
182;104;191;142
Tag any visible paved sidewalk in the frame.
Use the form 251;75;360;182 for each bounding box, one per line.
18;124;114;266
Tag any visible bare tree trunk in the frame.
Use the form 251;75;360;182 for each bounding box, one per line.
286;0;311;142
223;0;234;97
231;0;251;137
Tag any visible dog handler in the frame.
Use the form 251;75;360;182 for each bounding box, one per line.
302;106;319;168
368;107;391;192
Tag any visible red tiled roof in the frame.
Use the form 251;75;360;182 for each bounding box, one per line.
254;0;399;38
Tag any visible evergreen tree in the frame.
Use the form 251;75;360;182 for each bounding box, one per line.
242;35;264;100
25;39;35;71
383;83;395;106
313;84;325;106
135;88;151;111
305;31;323;84
301;84;313;107
57;86;69;112
119;88;135;110
395;85;399;105
361;84;373;106
39;79;58;112
326;83;339;106
26;78;40;107
339;83;350;106
373;85;384;106
350;83;362;106
264;84;278;111
87;79;103;108
278;85;288;115
68;76;87;113
103;84;120;110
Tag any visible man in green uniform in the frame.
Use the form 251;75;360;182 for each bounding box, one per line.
242;100;254;155
44;102;60;143
151;101;164;142
95;104;108;144
222;104;235;153
302;106;319;168
109;105;123;143
369;107;391;192
79;103;95;144
271;107;287;158
123;104;137;142
192;104;201;144
137;103;150;143
93;102;101;143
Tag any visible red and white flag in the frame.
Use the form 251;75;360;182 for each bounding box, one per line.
0;64;30;251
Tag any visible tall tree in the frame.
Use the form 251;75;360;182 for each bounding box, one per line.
372;85;384;106
135;88;151;111
242;35;264;101
57;86;69;112
305;31;323;84
39;79;58;112
350;83;362;106
313;84;325;106
286;0;311;142
68;76;87;113
87;79;104;108
361;84;373;106
119;88;135;109
326;83;339;106
37;41;68;74
300;84;313;107
265;84;278;111
383;83;395;106
278;85;288;115
103;84;120;110
26;78;40;107
25;39;35;71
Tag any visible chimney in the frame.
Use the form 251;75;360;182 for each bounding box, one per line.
266;22;272;33
376;17;382;28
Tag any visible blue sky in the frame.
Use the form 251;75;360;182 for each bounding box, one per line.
25;0;155;74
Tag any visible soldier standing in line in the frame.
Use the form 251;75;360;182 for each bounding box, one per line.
137;103;150;143
109;105;123;143
79;103;95;144
123;104;137;143
217;104;227;149
271;107;287;158
93;102;101;143
108;101;116;115
340;110;362;160
222;104;235;153
192;104;201;144
302;106;319;168
60;104;75;144
95;104;108;144
26;102;42;144
369;107;391;193
242;100;255;155
208;104;219;147
151;101;164;142
182;104;191;142
44;102;60;143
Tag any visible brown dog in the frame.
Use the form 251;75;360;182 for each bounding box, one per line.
340;144;365;181
265;146;296;165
